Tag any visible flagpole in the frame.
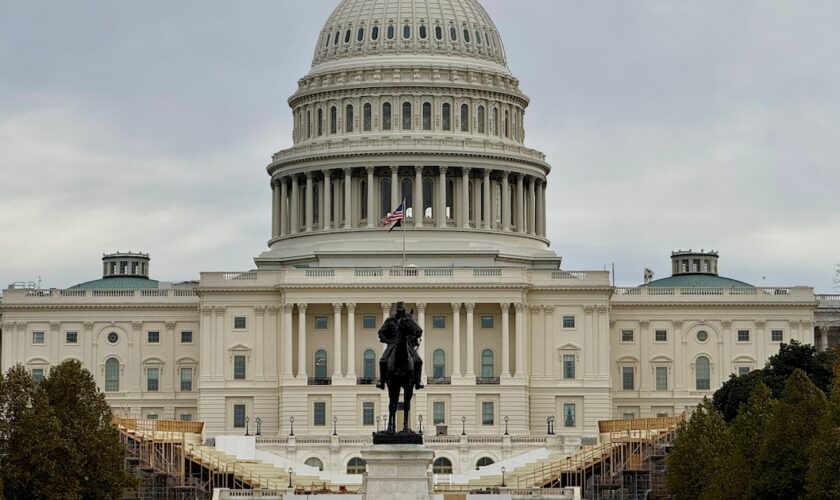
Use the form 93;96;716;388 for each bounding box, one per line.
402;198;407;268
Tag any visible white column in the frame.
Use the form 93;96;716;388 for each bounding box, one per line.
534;178;543;236
452;303;462;377
417;303;427;380
502;173;510;231
500;303;510;377
527;176;536;235
820;326;829;351
283;304;293;377
343;168;352;229
332;303;342;377
381;302;390;323
414;166;424;226
540;180;547;237
255;307;265;379
514;303;525;377
437;166;448;227
323;170;332;230
215;307;225;380
271;179;279;238
200;307;213;379
346;303;356;378
290;176;300;234
390;166;399;210
639;320;650;390
297;303;307;379
482;169;491;229
305;171;313;232
516;174;525;233
280;178;288;236
461;168;471;228
366;167;375;228
465;303;475;377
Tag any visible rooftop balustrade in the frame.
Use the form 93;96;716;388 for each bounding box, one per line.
612;286;814;303
1;287;198;305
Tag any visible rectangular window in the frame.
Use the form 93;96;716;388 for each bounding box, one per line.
32;331;45;344
432;316;446;329
65;331;78;344
738;366;751;376
147;414;159;421
313;402;326;426
362;402;375;426
563;354;576;379
480;316;494;329
233;404;246;428
314;316;328;330
656;412;669;418
180;367;193;391
481;401;494;425
562;316;575;328
621;330;634;342
563;403;576;428
622;412;636;420
31;368;44;384
654;330;667;342
433;401;445;424
181;331;193;344
147;331;160;344
737;330;750;342
234;317;247;329
362;315;377;329
147;367;160;392
622;366;635;390
233;355;246;380
655;366;668;391
180;413;193;422
771;330;783;342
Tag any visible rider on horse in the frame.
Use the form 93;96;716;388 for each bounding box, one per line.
376;302;424;391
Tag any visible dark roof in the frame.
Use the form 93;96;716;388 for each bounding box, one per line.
70;277;159;289
642;274;753;288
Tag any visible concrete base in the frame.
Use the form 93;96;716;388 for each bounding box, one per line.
361;445;434;500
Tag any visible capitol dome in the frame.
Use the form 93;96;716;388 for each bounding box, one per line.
260;0;557;269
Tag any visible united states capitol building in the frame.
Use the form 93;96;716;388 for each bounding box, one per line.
2;0;837;478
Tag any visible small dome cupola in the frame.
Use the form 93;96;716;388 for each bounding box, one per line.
102;252;150;279
671;249;719;276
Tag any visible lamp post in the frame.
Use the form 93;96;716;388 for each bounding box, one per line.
245;416;250;436
289;416;295;437
333;416;338;436
376;415;381;432
287;467;294;489
549;416;556;435
418;415;423;436
504;415;509;436
501;466;506;488
461;416;467;436
256;417;262;436
545;416;551;435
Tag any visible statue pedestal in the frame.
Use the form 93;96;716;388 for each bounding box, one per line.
361;445;434;500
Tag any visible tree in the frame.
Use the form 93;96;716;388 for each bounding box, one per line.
713;369;765;422
806;361;840;499
666;399;730;500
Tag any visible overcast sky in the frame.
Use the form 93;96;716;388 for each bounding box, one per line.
1;0;838;292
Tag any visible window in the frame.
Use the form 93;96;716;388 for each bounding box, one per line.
149;333;162;347
362;402;375;426
563;354;576;379
435;25;443;40
432;349;446;378
695;356;710;390
481;349;494;377
233;404;246;428
306;110;311;139
422;102;431;130
371;25;379;41
477;105;485;133
696;330;709;342
654;330;667;342
481;401;494;425
382;102;392;130
305;457;324;471
347;457;366;474
318;108;323;135
460;104;469;132
234;355;246;380
179;413;192;422
432;316;446;328
423;177;434;219
476;457;494;469
655;366;668;391
147;414;159;420
403;23;411;39
475;30;482;45
771;330;783;342
32;331;45;344
402;178;413;218
344;29;351;44
622;412;636;420
105;358;120;392
147;367;160;392
463;29;470;43
357;27;364;42
449;26;457;41
562;316;575;328
387;24;395;40
180;367;193;391
433;457;453;474
314;350;328;378
380;179;391;217
345;104;354;132
493;107;499;135
65;331;78;344
419;24;427;39
181;331;193;344
563;403;576;428
32;368;44;384
737;330;750;342
360;180;368;220
362;315;377;329
330;106;337;134
442;103;451;130
432;401;445;424
480;315;494;329
314;316;328;330
363;103;372;131
234;317;247;329
621;330;634;342
363;349;376;379
504;109;509;137
333;31;340;46
738;366;751;376
402;101;412;130
622;366;634;390
313;402;326;426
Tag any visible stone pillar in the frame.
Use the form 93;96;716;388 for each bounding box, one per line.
417;303;427;381
821;326;830;351
361;446;434;500
516;174;524;233
500;303;511;377
343;168;352;229
323;170;332;230
543;306;554;378
271;179;279;238
305;171;314;232
639;320;650;390
461;167;471;228
534;178;543;236
333;303;342;378
452;303;461;377
255;306;266;379
280;178;288;236
297;303;307;379
437;166;447;228
527;176;536;235
465;303;475;378
346;303;356;378
366;167;375;228
283;304;294;377
540;180;547;237
214;307;225;380
514;303;525;377
414;166;424;226
200;307;213;379
290;176;300;234
390;166;399;211
502;172;510;231
482;169;491;229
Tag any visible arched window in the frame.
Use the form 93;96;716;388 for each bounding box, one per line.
475;30;482;45
481;349;494;378
387;24;395;40
460;104;469;132
372;25;380;41
402;101;412;130
475;457;494;469
315;349;328;378
317;108;324;136
463;29;471;43
423;178;433;219
508;184;515;227
468;181;474;224
305;457;324;471
357;27;364;42
432;349;446;378
477;105;485;134
419;24;427;39
446;179;454;219
403;23;411;39
449;26;458;41
323;31;330;49
313;183;320;225
363;103;372;131
504;109;509;138
435;25;443;40
493;108;499;135
401;178;413;218
422;102;432;130
382;102;392;131
105;358;120;392
347;457;367;474
360;179;368;220
363;349;376;379
306;110;311;139
696;356;710;390
346;104;354;133
442;103;451;131
380;178;391;218
330;106;337;134
433;457;453;474
333;31;340;46
493;182;502;224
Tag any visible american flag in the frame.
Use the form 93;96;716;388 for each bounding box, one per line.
381;200;405;231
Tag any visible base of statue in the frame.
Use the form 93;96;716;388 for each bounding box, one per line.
361;445;434;500
372;430;424;445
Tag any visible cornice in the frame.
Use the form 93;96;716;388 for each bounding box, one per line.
290;81;528;108
278;283;531;291
0;304;200;312
609;301;816;308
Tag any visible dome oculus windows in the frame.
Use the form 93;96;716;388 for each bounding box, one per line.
403;23;411;39
387;24;395;40
357;27;364;42
696;330;709;342
463;29;470;43
344;29;351;44
419;24;427;39
449;26;458;41
435;25;443;40
107;332;119;344
371;25;380;41
333;31;340;46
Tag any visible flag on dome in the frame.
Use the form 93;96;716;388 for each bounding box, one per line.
381;200;405;232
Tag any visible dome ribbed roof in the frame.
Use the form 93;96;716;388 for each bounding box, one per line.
642;274;754;288
312;0;507;71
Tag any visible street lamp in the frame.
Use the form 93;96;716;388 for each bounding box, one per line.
545;416;551;435
245;416;250;436
501;466;506;488
504;415;509;436
461;416;467;436
333;416;338;436
549;416;556;435
287;467;294;489
376;416;381;432
256;417;262;436
418;415;423;436
289;416;295;437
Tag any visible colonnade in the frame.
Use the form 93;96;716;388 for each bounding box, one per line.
270;166;547;239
